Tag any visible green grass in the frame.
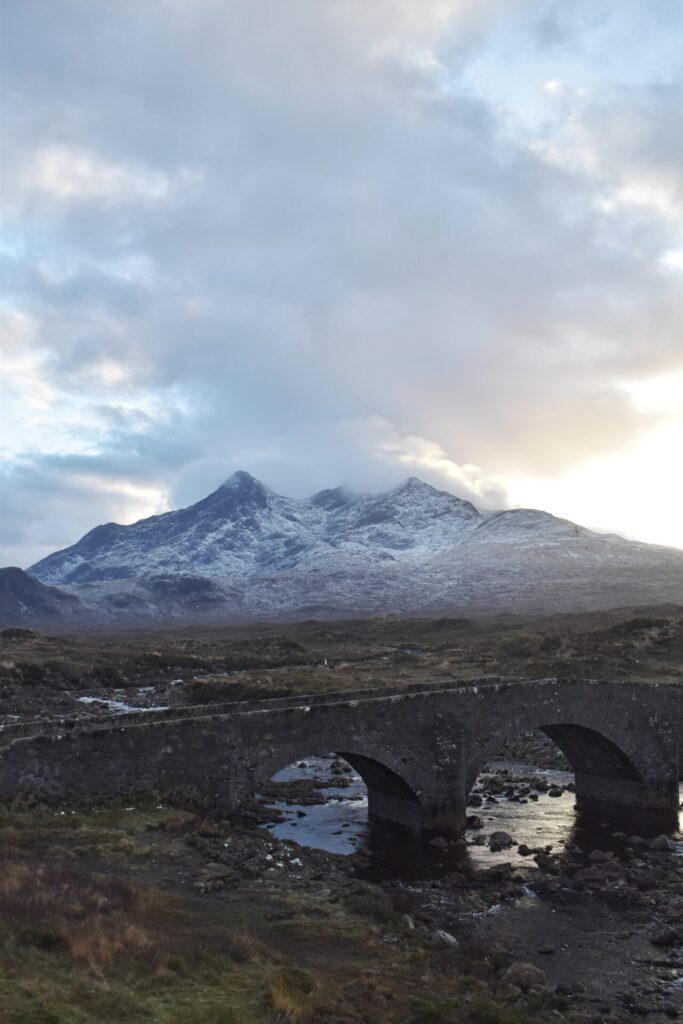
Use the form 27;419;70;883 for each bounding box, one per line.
0;794;586;1024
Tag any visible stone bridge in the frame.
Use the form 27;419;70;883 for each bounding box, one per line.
1;677;681;839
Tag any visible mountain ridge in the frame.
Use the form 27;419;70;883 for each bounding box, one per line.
28;471;487;584
4;471;681;628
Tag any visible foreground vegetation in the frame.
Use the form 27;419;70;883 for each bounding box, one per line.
0;796;581;1024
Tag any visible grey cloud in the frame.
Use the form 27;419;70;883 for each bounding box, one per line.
1;0;682;564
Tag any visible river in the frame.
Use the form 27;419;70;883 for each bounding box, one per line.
262;755;682;866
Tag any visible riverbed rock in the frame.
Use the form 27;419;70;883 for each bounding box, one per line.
533;852;559;874
499;882;523;900
573;865;610;888
650;925;683;947
589;849;614;864
489;831;514;852
650;835;675;852
534;878;561;895
502;962;547;992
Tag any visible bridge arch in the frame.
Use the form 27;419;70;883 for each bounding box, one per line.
254;743;422;835
468;722;644;793
540;724;641;781
336;751;420;803
337;750;421;832
465;712;675;833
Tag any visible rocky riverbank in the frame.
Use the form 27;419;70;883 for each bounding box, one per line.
257;755;683;1022
168;787;683;1022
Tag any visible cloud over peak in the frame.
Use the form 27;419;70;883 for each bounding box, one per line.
2;0;683;565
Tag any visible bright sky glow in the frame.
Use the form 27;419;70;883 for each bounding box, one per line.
508;417;683;549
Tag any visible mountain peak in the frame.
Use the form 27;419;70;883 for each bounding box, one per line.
399;476;432;490
309;485;357;510
201;470;272;511
221;470;262;490
212;470;273;502
392;476;446;497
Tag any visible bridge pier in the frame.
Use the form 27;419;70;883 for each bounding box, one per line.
573;771;679;833
365;784;466;842
337;750;432;838
366;789;422;834
367;776;680;845
540;723;680;834
339;750;468;841
366;788;465;843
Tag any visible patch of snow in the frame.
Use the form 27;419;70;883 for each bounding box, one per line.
73;695;169;714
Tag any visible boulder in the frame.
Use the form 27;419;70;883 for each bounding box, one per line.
589;849;614;864
502;963;547;992
533;852;559;874
651;926;683;947
650;835;675;852
489;831;514;852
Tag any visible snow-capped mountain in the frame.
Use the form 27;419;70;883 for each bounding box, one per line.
18;470;683;625
28;471;484;583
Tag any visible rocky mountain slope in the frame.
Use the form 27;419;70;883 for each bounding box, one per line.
0;567;82;627
6;471;683;626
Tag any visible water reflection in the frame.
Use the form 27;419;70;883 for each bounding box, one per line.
261;755;683;875
263;755;367;855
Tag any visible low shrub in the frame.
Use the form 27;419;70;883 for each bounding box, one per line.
190;678;292;703
0;862;157;967
342;885;400;926
495;633;541;659
268;966;316;1016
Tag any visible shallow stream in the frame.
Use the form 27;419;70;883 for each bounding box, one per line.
262;755;660;868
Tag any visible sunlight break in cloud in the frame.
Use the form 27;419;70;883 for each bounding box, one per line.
510;369;683;548
508;416;683;550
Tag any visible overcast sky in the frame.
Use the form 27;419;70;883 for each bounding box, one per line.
2;0;683;567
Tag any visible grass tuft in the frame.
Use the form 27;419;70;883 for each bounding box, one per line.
268;965;316;1017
